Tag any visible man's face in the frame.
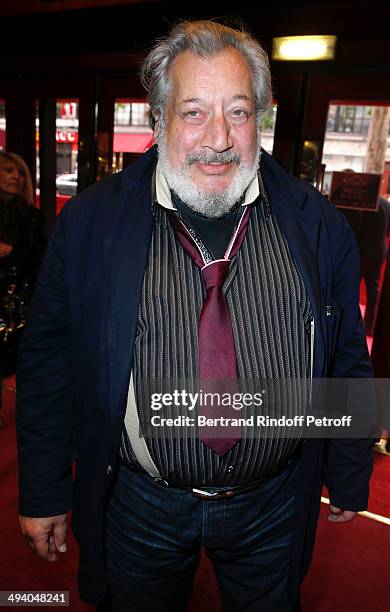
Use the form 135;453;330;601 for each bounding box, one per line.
155;48;260;216
0;158;25;196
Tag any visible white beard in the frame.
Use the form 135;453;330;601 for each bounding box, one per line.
157;128;262;218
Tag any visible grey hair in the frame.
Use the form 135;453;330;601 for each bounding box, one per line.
140;20;272;129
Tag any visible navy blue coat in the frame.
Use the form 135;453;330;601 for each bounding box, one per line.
16;147;373;604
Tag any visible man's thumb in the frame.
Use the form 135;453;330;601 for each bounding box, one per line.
53;517;67;552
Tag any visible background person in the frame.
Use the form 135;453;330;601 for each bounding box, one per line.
357;197;390;335
0;151;35;205
0;151;46;427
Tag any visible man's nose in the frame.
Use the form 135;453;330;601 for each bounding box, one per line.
201;114;233;152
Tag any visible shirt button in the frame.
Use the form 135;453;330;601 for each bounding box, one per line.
227;465;234;473
106;465;112;475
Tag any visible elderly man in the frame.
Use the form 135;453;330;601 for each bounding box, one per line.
17;20;372;612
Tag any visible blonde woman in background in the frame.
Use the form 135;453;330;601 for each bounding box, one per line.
0;151;35;206
0;151;46;427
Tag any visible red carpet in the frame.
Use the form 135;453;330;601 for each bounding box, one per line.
1;377;390;611
368;451;390;516
0;379;94;612
302;506;390;611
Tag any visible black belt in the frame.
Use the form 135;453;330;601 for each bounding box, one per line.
152;456;300;501
151;476;269;500
121;443;303;501
183;479;270;500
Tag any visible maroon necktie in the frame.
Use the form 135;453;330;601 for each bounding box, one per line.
167;205;251;456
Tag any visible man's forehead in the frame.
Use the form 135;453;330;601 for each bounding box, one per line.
169;49;254;102
170;49;251;81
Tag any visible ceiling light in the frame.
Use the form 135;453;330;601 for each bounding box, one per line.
272;35;337;61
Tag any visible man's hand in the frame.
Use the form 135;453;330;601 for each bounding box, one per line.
0;241;13;258
19;514;68;562
328;504;357;523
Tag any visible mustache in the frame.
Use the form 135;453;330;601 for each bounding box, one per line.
186;151;241;165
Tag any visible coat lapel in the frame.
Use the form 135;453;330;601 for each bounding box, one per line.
105;152;156;418
262;157;326;377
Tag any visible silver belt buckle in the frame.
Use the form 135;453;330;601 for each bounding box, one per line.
191;487;219;498
191;487;235;500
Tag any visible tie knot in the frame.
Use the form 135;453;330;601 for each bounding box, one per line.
202;259;230;290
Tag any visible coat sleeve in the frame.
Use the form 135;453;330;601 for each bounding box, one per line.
324;212;374;512
16;207;74;518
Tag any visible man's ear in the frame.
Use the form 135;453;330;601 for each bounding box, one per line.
153;112;161;142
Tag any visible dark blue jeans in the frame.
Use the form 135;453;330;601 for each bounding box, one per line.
99;461;299;612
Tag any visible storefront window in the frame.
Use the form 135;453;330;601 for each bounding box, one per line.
113;100;153;172
259;104;278;155
114;102;150;127
322;104;390;196
326;104;372;135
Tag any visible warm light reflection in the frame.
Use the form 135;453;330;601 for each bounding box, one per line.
272;35;337;61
